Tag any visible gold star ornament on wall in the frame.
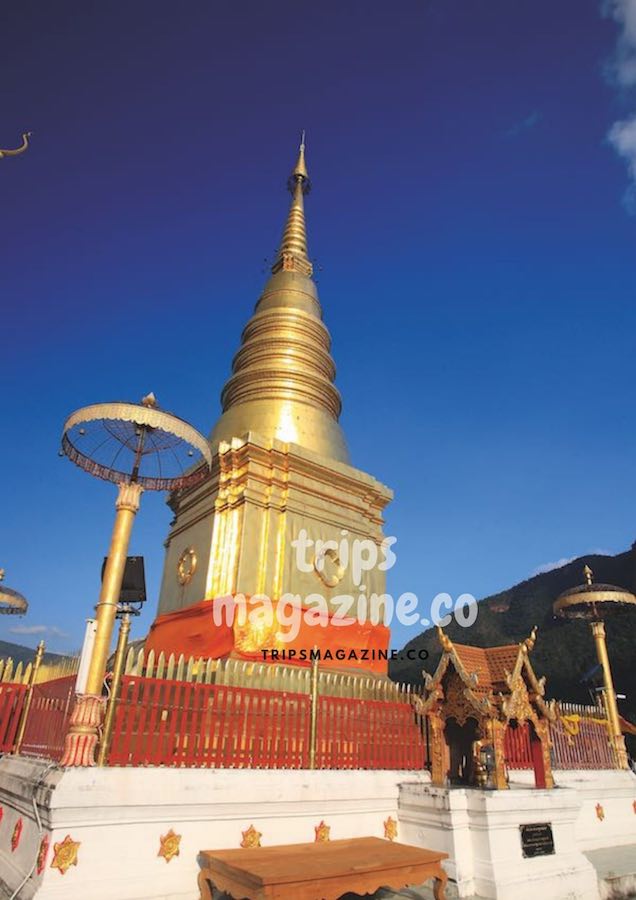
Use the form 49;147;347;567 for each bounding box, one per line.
50;835;80;875
384;816;398;841
314;821;331;843
158;829;181;863
240;825;262;848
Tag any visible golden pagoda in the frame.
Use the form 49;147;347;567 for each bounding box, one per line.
209;136;349;464
146;138;393;672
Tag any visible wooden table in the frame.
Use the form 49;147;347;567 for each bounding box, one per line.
198;836;448;900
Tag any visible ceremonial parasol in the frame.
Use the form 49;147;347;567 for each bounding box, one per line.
554;565;636;769
59;393;211;766
0;570;28;615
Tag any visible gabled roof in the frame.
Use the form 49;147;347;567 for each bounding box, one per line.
449;643;520;696
417;626;555;722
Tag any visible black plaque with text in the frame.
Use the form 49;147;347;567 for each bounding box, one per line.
520;823;555;858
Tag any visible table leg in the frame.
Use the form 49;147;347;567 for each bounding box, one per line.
198;870;215;900
433;867;448;900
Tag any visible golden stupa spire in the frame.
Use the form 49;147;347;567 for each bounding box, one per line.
208;135;350;463
272;131;312;277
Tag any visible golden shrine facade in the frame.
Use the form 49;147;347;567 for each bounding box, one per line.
416;627;556;790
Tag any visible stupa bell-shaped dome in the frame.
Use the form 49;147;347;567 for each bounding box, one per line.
209;137;350;464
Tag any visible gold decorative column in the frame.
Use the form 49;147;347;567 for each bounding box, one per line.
428;716;446;786
61;482;142;767
534;718;555;789
86;483;142;695
591;620;628;769
308;649;319;769
97;611;131;767
14;641;45;753
488;719;509;790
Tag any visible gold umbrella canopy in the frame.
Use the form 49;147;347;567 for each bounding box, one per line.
553;565;636;621
0;569;28;615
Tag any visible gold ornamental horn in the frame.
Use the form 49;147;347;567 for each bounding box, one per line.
0;132;32;159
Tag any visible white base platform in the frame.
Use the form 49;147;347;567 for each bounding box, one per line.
508;768;636;853
0;757;428;900
397;782;603;900
0;759;633;900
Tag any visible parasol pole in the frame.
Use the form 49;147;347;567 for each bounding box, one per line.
590;620;626;768
60;481;143;766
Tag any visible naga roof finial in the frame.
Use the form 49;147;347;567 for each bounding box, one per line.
0;132;32;159
523;625;538;652
437;625;453;653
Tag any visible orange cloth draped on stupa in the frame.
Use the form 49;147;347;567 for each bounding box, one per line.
144;596;390;674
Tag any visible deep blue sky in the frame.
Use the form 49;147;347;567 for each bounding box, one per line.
2;0;635;655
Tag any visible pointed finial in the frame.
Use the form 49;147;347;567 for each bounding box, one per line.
583;565;593;585
437;625;453;653
523;626;537;652
292;130;309;183
273;134;313;276
141;392;158;408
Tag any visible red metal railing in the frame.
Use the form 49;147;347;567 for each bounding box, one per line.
109;676;311;768
108;675;427;769
0;684;27;753
18;675;76;762
549;716;615;769
504;722;534;770
504;717;617;770
316;695;428;769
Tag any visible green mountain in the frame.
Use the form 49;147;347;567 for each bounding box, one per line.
0;639;70;667
389;547;636;729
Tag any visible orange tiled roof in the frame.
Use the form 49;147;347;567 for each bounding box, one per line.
450;642;520;693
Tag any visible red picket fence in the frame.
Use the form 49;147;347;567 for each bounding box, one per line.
0;684;28;753
504;721;534;770
109;677;311;768
316;695;428;769
550;716;615;769
108;674;427;769
504;716;617;771
18;675;76;762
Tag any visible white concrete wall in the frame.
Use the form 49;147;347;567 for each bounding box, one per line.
509;768;636;852
398;781;601;900
0;757;428;900
1;758;633;900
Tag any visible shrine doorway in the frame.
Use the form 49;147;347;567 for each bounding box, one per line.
529;721;547;789
445;716;479;785
505;719;547;789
